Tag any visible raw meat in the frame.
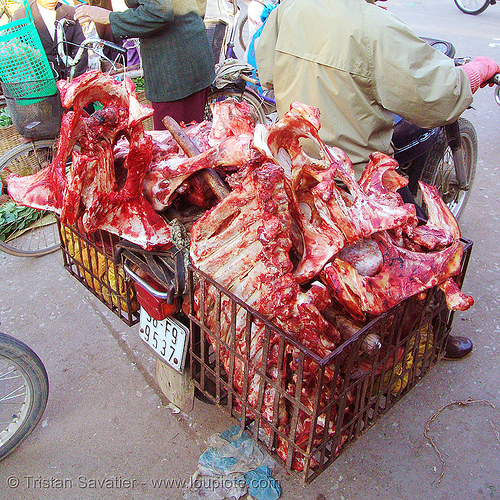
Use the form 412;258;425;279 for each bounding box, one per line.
8;71;172;250
190;163;343;468
253;103;417;283
189;101;473;471
320;181;472;320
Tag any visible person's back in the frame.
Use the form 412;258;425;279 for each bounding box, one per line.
256;0;473;176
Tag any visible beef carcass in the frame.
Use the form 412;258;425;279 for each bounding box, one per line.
7;111;83;214
320;181;473;320
254;102;417;283
8;71;172;250
191;162;347;469
190;101;474;470
57;70;152;128
143;133;257;211
142;99;259;211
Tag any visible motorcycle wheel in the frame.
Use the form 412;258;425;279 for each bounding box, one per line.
420;117;477;220
0;333;49;461
453;0;491;15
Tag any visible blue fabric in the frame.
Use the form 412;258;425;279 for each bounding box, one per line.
245;466;282;500
197;425;281;499
247;3;276;70
246;3;277;94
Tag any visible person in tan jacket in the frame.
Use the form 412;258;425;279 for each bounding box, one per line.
256;0;499;360
256;0;498;176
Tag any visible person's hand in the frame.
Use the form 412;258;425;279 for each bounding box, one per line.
461;56;500;93
74;5;111;25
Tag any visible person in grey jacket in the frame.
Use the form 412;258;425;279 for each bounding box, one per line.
75;0;215;129
13;0;88;81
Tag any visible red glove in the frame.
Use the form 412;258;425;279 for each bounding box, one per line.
461;56;500;93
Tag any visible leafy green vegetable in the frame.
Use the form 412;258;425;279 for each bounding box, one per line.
0;107;12;128
0;201;42;241
132;77;145;92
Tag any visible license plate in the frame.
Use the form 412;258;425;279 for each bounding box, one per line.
139;308;189;373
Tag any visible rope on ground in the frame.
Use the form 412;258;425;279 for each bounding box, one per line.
424;398;497;485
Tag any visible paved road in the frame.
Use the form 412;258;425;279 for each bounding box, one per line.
1;1;499;499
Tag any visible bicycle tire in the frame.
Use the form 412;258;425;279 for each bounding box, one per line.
0;140;60;257
420;117;477;220
454;0;490;15
238;13;250;52
0;332;49;461
206;88;268;125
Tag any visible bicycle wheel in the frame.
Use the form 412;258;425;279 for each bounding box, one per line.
206;88;268;125
0;332;49;461
420;117;477;220
454;0;491;15
0;140;60;257
238;13;250;52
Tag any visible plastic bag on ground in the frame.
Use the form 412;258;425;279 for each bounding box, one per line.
183;425;281;500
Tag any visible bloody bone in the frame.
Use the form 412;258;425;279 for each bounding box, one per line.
162;115;230;201
8;71;171;250
320;179;472;321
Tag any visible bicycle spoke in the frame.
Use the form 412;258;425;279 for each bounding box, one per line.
0;385;27;403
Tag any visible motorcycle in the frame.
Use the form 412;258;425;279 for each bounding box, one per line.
393;37;500;220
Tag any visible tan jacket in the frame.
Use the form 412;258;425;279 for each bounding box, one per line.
256;0;473;174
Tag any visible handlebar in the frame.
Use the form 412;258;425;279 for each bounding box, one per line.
56;19;127;80
490;73;500;86
488;73;500;106
70;38;127;66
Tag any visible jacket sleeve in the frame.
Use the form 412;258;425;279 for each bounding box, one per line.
366;6;473;128
255;6;278;91
109;0;174;39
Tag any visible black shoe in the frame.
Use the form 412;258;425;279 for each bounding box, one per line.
443;335;473;360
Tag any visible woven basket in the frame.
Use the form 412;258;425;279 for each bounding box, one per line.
0;124;23;159
136;90;154;131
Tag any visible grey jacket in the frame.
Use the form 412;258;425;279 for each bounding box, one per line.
109;0;215;102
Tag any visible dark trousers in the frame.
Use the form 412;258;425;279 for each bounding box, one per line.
152;87;209;129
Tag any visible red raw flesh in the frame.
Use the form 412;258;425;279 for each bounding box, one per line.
8;71;171;250
191;162;344;470
190;101;473;470
321;231;464;321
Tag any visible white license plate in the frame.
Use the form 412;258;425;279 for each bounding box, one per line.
139;308;189;373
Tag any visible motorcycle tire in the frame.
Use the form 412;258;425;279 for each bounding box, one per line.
0;333;49;461
454;0;491;15
420;117;477;220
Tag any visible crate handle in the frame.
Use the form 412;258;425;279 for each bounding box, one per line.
123;262;175;303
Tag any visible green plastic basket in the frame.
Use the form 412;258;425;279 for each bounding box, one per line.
0;1;57;105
